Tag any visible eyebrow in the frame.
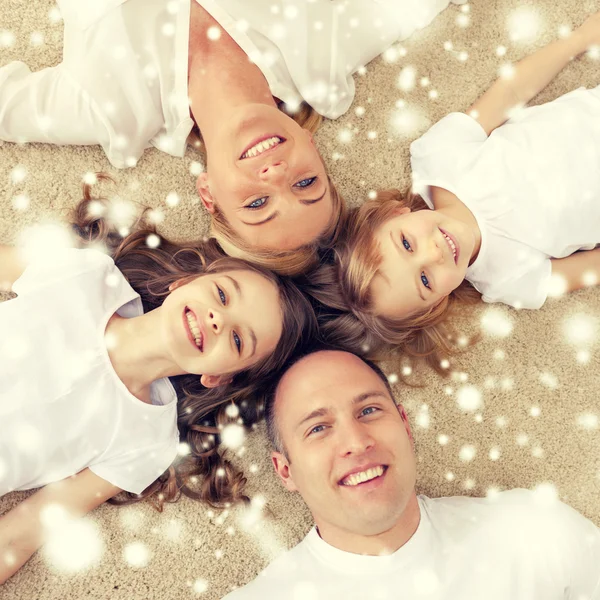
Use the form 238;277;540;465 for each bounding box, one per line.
224;275;257;357
295;390;389;431
389;231;426;302
241;188;328;227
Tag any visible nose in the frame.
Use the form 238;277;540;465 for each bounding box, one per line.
206;308;224;334
258;160;288;183
424;236;444;266
339;420;375;457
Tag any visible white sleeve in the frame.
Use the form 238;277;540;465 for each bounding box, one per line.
12;247;114;296
299;0;455;118
551;502;600;598
90;441;179;495
476;258;552;310
410;112;488;197
0;61;103;146
493;490;600;597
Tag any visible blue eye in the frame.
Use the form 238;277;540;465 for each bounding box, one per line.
402;236;412;251
421;273;431;289
361;406;379;416
217;285;226;304
295;176;317;188
309;424;326;435
246;197;268;209
233;331;241;354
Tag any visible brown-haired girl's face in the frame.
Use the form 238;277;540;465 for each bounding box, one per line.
196;104;334;250
370;208;474;317
161;269;283;386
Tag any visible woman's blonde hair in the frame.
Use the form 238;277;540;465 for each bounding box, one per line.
309;189;480;373
190;103;347;276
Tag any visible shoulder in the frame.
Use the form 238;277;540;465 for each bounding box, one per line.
467;489;597;548
12;245;117;295
222;535;314;599
411;112;488;158
423;488;598;541
410;113;488;198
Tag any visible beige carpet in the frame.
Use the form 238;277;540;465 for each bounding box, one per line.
1;0;600;598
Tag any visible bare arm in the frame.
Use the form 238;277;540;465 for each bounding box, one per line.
550;248;600;294
0;469;120;584
469;11;600;136
0;245;27;291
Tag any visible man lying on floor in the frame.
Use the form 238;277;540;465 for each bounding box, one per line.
223;348;600;599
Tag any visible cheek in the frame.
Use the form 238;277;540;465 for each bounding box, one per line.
293;447;331;486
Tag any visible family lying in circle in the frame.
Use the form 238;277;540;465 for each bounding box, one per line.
1;0;599;594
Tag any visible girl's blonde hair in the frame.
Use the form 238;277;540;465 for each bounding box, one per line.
191;103;347;276
309;189;480;373
72;175;317;508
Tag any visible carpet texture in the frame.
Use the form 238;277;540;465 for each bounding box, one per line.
1;1;599;598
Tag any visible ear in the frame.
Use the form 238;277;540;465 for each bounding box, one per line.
303;128;314;145
200;374;233;388
398;404;414;446
272;451;298;492
393;205;411;217
196;173;216;214
168;280;184;293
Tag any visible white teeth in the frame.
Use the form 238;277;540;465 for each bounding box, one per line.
442;232;456;259
342;465;384;487
242;136;282;158
185;311;202;348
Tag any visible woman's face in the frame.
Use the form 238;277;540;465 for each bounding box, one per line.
197;104;335;250
161;269;283;386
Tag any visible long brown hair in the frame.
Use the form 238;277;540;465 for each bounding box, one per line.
71;176;318;508
191;102;347;276
304;189;480;374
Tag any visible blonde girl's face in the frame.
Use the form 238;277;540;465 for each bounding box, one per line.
161;269;283;385
370;208;474;318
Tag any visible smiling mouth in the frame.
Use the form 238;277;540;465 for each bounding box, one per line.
340;465;387;487
184;307;203;352
440;228;459;264
240;135;285;159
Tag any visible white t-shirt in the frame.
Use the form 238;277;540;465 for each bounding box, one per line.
223;490;600;600
0;0;455;168
0;247;179;496
410;85;600;309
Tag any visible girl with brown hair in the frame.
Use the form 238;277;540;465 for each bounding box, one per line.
321;12;600;370
0;184;317;583
0;0;461;274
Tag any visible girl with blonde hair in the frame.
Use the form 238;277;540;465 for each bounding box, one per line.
0;0;463;274
326;12;600;368
0;182;317;583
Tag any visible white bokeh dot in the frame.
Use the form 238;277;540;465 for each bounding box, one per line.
488;447;501;461
459;444;477;462
193;579;209;594
221;424;246;450
146;234;161;249
456;385;483;412
481;308;514;337
207;26;221;40
123;542;151;568
576;412;599;430
10;165;27;184
165;191;180;207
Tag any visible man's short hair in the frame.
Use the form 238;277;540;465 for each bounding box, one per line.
264;345;396;456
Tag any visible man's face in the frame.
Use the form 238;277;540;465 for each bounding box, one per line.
272;351;417;540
